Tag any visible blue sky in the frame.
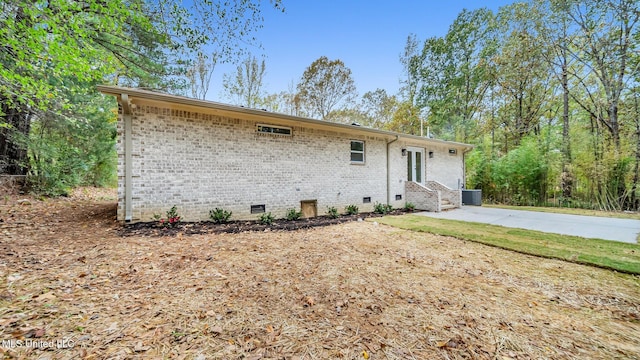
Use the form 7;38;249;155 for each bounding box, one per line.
209;0;515;101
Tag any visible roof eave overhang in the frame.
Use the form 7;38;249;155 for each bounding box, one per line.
98;85;474;150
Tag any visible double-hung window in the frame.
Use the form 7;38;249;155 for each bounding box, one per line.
350;140;365;164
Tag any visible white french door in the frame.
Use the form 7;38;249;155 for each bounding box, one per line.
407;147;424;184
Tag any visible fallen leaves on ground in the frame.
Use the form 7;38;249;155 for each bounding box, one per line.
0;188;639;359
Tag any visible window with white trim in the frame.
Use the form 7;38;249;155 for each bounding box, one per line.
350;140;365;163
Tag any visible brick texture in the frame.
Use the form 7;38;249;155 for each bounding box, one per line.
426;180;462;208
405;181;441;212
116;105;467;222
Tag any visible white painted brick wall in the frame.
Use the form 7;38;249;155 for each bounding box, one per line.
387;141;465;209
425;143;466;189
426;180;462;208
119;106;392;221
405;181;441;212
116;105;467;222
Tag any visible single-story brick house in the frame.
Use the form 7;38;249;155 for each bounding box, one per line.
98;85;473;222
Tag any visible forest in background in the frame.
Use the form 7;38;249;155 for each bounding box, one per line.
1;0;639;212
400;0;640;212
0;0;284;195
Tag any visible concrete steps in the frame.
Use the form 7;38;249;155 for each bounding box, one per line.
441;199;456;211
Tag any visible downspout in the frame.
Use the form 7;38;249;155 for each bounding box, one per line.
120;94;133;222
386;136;400;205
462;146;473;189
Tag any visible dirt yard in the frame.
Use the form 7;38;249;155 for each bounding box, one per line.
1;188;639;359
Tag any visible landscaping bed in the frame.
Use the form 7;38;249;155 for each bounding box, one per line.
120;210;410;237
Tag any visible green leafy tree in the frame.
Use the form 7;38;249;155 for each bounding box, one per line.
0;0;138;175
408;9;496;142
401;0;640;211
399;34;421;106
536;0;578;199
395;34;429;136
0;0;283;194
491;2;552;147
442;8;497;142
297;56;357;120
562;0;639;152
28;86;118;195
360;89;398;129
414;36;451;137
386;101;423;136
325;108;369;125
558;0;639;208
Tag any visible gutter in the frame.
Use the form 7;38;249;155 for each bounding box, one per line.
462;146;474;189
386;136;400;205
97;85;472;149
120;93;133;222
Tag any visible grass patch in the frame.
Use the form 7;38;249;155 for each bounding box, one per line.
484;204;640;220
374;215;640;274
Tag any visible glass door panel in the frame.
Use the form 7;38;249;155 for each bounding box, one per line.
407;147;424;184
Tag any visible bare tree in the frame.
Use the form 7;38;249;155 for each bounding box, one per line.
222;56;266;108
186;52;218;100
563;0;640;151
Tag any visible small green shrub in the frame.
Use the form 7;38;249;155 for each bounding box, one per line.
285;208;302;221
374;202;393;214
209;208;232;223
158;205;181;228
326;206;339;219
259;212;274;225
345;204;359;215
405;202;416;211
373;202;385;214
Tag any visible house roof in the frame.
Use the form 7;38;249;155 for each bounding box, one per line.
97;85;474;151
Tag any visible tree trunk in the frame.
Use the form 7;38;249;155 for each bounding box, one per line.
0;98;31;175
630;94;640;210
630;124;640;210
608;102;626;208
560;61;573;200
590;114;604;208
608;102;621;152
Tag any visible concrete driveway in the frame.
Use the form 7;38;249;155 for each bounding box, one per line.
417;206;640;244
